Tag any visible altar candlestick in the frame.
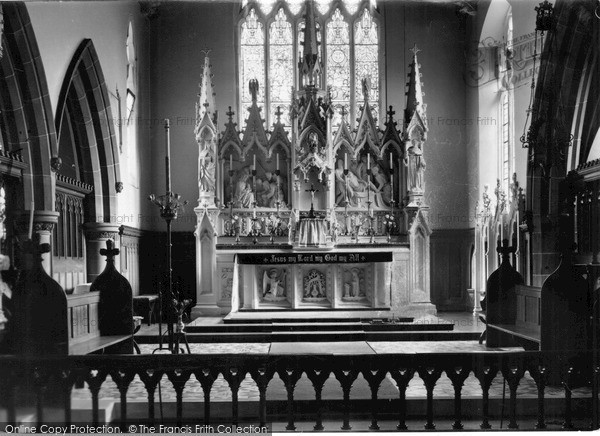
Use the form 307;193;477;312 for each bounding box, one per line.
164;119;171;193
367;153;370;170
344;153;348;170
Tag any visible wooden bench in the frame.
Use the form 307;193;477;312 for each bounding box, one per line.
67;292;131;355
487;284;541;349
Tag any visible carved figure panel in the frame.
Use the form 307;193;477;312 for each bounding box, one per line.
342;267;367;301
261;267;288;302
219;265;233;301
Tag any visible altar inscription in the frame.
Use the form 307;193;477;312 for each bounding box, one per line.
237;252;392;265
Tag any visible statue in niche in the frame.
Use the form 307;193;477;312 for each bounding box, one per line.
233;167;255;208
262;268;287;301
343;268;365;300
303;270;326;300
198;130;215;193
334;159;369;207
405;138;426;192
371;163;392;207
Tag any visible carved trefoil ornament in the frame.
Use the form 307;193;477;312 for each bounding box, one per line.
303;269;326;301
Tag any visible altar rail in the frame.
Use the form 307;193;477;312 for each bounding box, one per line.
0;351;597;431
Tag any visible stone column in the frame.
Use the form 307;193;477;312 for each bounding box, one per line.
13;210;59;274
82;222;120;283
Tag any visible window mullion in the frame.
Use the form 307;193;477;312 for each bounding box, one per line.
349;14;356;130
265;22;271;129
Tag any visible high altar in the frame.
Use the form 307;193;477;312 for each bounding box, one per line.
192;2;433;316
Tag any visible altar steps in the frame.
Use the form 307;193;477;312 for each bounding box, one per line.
139;330;481;343
186;321;451;333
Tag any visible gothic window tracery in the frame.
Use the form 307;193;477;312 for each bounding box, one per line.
239;0;380;130
240;8;266;116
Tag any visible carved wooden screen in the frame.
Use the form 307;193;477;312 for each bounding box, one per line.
53;176;92;293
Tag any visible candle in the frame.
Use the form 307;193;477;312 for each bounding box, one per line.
367;153;370;170
344;153;348;170
253;155;256;171
229;154;232;171
276;153;280;171
164;119;171;193
28;200;34;240
390;152;393;169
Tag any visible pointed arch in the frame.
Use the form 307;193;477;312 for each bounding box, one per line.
55;39;120;223
0;3;56;211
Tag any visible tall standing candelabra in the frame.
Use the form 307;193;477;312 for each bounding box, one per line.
149;119;188;354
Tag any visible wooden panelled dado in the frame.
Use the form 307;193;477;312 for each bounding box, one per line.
119;225;142;296
430;228;473;311
53;176;92;293
516;284;541;327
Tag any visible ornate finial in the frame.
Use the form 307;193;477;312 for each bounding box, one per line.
249;79;259;103
410;43;421;57
226;106;235;121
200;48;212;57
99;239;120;262
340;106;348;120
387;105;395;121
299;0;321;87
361;76;371;103
275;106;283;123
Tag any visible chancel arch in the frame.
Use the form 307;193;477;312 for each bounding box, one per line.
54;38;122;284
0;2;58;272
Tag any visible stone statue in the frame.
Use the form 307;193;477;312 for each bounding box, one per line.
334;159;368;207
344;268;362;299
371;164;392;206
405;139;426;192
198;130;216;194
233;167;255;208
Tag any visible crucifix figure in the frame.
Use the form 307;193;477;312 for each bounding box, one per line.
305;184;319;218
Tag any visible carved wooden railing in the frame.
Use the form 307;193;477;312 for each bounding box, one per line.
0;351;597;431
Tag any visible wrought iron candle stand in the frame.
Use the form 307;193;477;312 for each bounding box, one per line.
149;119;188;354
388;164;396;243
149;191;187;353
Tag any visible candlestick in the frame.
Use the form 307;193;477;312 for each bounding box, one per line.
165;119;171;193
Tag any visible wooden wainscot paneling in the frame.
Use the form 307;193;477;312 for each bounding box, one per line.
119;225;143;296
430;228;473;311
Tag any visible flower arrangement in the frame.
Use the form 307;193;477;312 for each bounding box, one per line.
384;214;397;236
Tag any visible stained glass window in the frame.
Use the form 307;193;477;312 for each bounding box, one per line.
354;8;379;122
240;8;265;119
239;1;380;129
269;8;294;128
326;9;350;131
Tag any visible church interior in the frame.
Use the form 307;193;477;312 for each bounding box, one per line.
0;0;598;431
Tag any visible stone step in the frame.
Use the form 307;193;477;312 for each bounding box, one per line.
186;321;452;333
136;330;480;343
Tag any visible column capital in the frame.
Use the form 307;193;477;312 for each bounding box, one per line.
11;210;59;234
82;222;121;241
